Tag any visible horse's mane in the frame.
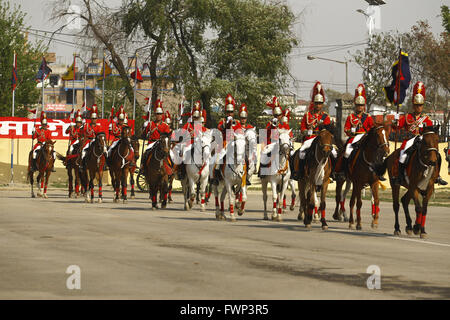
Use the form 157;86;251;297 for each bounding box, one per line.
422;124;440;135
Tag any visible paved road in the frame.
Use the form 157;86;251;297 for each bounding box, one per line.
0;188;449;299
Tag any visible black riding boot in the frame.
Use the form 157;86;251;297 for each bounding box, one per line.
435;155;448;185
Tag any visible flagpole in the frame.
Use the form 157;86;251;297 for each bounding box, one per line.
102;53;105;119
394;46;402;151
10;51;16;185
72;54;76;114
133;54;137;120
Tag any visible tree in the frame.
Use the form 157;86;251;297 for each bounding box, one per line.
0;0;46;117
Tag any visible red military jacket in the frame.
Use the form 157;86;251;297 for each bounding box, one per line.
33;126;52;144
300;111;331;140
396;112;433;136
344;112;374;137
182;122;208;146
81;122;103;140
218;118;242;144
65;125;82;144
110;122;124;141
145;120;171;143
240;122;254;131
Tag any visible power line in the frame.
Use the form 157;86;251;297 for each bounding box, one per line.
290;42;367;58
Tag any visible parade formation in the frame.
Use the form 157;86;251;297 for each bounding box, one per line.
24;78;449;240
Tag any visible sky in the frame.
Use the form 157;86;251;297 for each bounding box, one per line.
14;0;449;100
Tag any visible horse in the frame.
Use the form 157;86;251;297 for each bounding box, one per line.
143;132;171;209
212;130;247;221
335;124;390;230
107;127;136;203
384;125;440;238
128;135;140;199
79;132;107;203
260;128;292;222
297;125;335;230
56;143;81;198
181;130;213;211
27;140;56;198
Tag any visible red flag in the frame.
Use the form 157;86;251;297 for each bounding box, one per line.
130;68;143;82
11;53;17;92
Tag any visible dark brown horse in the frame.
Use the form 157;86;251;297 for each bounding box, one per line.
143;132;171;209
56;143;81;198
80;133;107;203
334;124;390;230
27;140;56;198
107;127;135;203
385;126;440;238
297;124;335;230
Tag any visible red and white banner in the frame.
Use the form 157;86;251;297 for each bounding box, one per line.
0;117;135;140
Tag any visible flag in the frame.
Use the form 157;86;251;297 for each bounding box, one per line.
69;107;75;120
35;57;52;82
384;51;411;106
109;106;115;122
130;67;143;82
28;108;37;119
97;59;112;81
62;62;75;81
11;53;18;92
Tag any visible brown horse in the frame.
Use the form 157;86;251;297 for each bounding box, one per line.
108;127;135;203
335;124;390;230
143;132;171;209
56;143;81;198
385;126;440;238
27;140;56;198
297;124;335;230
80;133;107;203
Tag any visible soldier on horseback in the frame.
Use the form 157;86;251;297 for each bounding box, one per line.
140;99;171;170
211;94;243;185
80;105;104;168
391;81;447;185
31;112;54;171
238;103;256;185
107;106;126;158
291;82;334;180
334;84;384;180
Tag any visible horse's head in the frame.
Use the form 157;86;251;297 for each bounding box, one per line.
43;140;56;157
121;126;131;139
130;135;140;160
368;123;390;163
278;129;292;158
233;130;246;163
96;133;107;153
420;125;440;166
316;126;334;160
159;131;171;155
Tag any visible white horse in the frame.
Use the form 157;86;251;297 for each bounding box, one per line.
212;131;247;222
181;130;212;211
260;129;292;221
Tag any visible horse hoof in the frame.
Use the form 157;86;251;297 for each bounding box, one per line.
31;194;36;198
130;195;135;200
413;224;421;235
263;215;269;221
275;215;282;222
420;232;428;239
290;205;295;211
349;224;355;230
332;213;339;221
98;198;102;204
200;207;205;212
356;224;362;230
305;224;312;230
371;222;378;229
43;194;48;199
238;210;244;216
394;230;401;236
322;225;328;231
169;199;173;204
90;199;94;204
152;207;157;211
405;227;413;236
229;216;237;222
37;193;42;198
123;200;128;204
85;198;89;203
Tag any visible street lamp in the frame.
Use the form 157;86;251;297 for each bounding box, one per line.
307;55;349;94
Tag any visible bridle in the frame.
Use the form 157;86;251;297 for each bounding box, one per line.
417;131;439;168
362;126;389;169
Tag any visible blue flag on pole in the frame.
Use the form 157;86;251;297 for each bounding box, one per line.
384;51;411;105
35;57;52;82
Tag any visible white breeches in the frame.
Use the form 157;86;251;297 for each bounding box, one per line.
82;140;93;159
69;140;79;154
145;141;156;151
107;140;120;157
399;136;420;164
344;134;365;159
299;137;316;160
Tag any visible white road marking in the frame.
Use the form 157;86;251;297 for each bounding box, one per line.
201;211;450;248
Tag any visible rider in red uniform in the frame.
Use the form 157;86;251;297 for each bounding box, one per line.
64;110;83;165
107;108;126;157
80;105;103;164
392;81;447;185
31;112;53;171
292;82;331;180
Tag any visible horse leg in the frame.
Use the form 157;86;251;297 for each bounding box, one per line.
220;185;227;220
392;184;401;235
151;185;158;210
97;171;103;204
199;174;208;212
297;179;306;221
270;180;278;221
304;189;314;229
370;181;380;229
214;182;221;219
341;180;351;222
129;171;135;199
188;177;196;209
290;180;296;211
401;191;414;234
411;189;423;237
355;186;363;230
122;168;128;204
29;170;35;198
43;171;50;199
261;179;268;220
68;167;74;198
320;180;329;230
348;185;357;229
238;186;247;216
89;173;95;204
420;186;434;239
161;177;168;209
226;182;236;222
333;177;343;221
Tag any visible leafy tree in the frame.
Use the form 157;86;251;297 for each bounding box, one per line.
0;0;46;117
